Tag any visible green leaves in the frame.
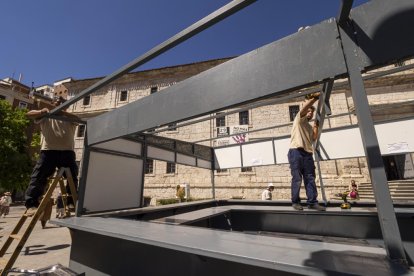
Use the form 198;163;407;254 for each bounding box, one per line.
0;100;32;191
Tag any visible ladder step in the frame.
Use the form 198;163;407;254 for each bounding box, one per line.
9;234;22;240
0;167;78;274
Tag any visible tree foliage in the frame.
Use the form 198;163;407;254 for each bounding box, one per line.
0;100;32;191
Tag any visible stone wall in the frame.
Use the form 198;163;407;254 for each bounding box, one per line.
65;59;414;204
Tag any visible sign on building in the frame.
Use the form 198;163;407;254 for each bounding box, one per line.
214;125;249;147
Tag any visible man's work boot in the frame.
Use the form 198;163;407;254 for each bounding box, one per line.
292;203;303;211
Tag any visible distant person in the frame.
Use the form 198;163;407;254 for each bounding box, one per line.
176;184;185;202
348;180;359;200
24;97;80;216
261;183;274;200
288;93;326;211
0;192;12;217
55;192;65;218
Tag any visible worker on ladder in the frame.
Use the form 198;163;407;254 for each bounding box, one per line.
25;96;81;216
288;92;326;211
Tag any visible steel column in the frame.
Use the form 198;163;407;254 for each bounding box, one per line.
211;148;216;199
75;132;91;217
313;79;334;204
140;137;147;208
338;19;407;263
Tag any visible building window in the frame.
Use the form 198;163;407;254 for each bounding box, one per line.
239;110;249;125
77;125;86;137
289;105;300;121
120;90;128;102
216;169;228;173
83;95;91;106
18;102;28;109
145;159;154;174
166;162;176;174
241;167;253;172
150;87;158;94
168;123;177;131
0;95;5;100
216;113;226;127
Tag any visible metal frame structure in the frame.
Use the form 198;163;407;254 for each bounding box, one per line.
49;0;414;271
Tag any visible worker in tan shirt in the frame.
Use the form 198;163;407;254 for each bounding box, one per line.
288;93;325;211
25;96;80;215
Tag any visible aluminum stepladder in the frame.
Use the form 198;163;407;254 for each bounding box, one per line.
0;167;77;276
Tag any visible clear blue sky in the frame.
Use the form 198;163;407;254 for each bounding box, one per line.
1;0;368;88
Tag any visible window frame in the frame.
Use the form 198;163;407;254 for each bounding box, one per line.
216;113;226;127
83;95;91;106
289;105;300;122
150;87;158;94
119;90;128;102
239;110;249;125
241;167;254;173
166;162;176;174
77;125;86;138
145;159;154;174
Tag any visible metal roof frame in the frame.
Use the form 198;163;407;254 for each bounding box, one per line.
65;0;414;264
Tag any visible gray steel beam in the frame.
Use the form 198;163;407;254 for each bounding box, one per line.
313;79;334;204
87;18;346;145
75;132;91;217
86;0;414;146
49;0;257;116
139;138;147;208
350;0;414;70
337;0;354;25
338;16;407;263
314;79;334;151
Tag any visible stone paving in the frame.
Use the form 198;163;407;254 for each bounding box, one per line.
0;205;71;272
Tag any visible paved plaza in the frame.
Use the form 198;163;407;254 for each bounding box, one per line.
0;205;71;272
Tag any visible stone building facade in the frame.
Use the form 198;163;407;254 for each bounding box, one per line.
63;58;414;204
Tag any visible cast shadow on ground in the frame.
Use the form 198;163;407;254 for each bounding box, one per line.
24;244;70;256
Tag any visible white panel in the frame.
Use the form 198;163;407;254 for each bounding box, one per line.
197;158;212;169
94;138;141;155
147;146;175;162
177;154;196;166
214;146;241;169
273;138;290;164
319;127;365;160
242;141;275;166
212;117;414;167
376;119;414;155
84;151;143;212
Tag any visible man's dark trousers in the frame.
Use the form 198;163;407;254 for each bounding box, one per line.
25;150;78;208
288;148;318;205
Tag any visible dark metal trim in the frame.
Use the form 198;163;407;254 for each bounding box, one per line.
338;16;407;263
139;137;147;208
89;147;142;160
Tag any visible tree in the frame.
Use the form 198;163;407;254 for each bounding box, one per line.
0;100;32;191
